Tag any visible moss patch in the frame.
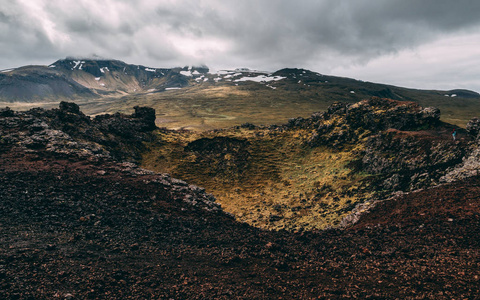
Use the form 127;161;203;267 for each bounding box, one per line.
142;127;372;230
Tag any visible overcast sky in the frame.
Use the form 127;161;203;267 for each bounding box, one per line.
2;0;480;92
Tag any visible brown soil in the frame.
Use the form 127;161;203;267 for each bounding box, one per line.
1;145;480;299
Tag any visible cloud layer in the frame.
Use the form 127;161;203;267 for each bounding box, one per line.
2;0;480;91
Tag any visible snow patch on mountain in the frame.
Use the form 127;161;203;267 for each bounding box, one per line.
180;71;193;77
72;61;85;70
234;75;286;83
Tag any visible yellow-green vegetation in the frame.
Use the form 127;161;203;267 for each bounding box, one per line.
77;82;480;130
142;126;373;231
78;84;333;131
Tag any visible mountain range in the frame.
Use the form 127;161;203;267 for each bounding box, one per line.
2;58;479;129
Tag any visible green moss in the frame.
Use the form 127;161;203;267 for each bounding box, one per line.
141;127;373;231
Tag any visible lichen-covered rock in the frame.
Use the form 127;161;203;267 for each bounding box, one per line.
466;117;480;140
362;130;464;174
298;97;473;195
0;107;15;117
304;97;441;148
440;147;480;183
420;106;441;121
132;106;157;131
0;103;221;213
360;129;467;192
0;102;157;161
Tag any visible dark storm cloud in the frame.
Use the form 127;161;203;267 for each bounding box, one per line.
1;0;479;90
200;0;480;66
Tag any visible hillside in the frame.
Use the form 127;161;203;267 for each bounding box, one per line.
1;101;480;298
0;58;205;101
2;58;479;129
0;65;97;102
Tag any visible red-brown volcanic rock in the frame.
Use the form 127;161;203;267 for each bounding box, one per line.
1;146;479;299
1;101;479;299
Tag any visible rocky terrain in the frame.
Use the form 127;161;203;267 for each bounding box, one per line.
1;100;480;298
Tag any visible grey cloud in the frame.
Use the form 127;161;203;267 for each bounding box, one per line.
207;0;480;62
0;3;61;68
1;0;479;90
5;1;480;56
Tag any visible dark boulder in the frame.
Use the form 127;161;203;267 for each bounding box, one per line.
132;106;157;132
59;101;81;114
0;107;15;117
466;117;480;140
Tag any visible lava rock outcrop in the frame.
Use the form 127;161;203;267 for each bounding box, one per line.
1;102;156;162
0;102;221;212
299;97;441;148
285;97;475;195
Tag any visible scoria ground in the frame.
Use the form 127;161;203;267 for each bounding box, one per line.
1;100;479;299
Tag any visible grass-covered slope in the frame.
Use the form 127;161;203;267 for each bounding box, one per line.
141;98;471;230
142;127;369;230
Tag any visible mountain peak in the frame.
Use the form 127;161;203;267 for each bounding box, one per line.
50;58;129;71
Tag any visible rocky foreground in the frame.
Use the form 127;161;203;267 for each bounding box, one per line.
1;101;480;299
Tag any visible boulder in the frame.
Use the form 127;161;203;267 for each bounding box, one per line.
466;117;480;140
59;101;81;114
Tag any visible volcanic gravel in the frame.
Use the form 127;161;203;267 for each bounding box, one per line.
1;144;479;299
